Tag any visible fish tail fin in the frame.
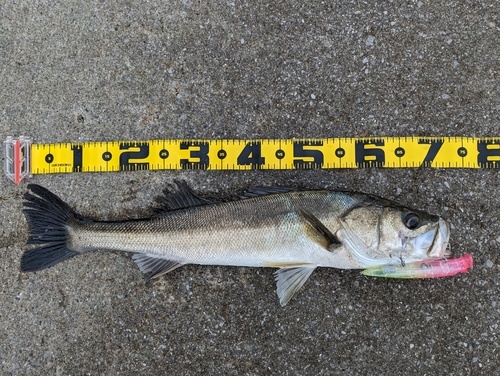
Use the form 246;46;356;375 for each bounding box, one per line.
22;184;85;272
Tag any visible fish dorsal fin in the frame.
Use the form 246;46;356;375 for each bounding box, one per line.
154;180;213;212
239;186;300;199
274;265;317;306
298;207;341;251
132;254;183;282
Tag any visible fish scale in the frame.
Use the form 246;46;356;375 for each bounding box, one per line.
68;192;353;266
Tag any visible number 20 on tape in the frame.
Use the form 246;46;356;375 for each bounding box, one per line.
4;136;500;184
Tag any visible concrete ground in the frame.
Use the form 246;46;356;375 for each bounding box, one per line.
1;0;499;374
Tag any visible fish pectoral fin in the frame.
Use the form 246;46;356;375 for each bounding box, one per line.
274;265;317;306
298;207;341;251
132;254;184;283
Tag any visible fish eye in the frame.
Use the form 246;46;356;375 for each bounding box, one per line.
404;213;421;229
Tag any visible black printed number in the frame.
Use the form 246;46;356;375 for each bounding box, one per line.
180;142;209;169
477;141;500;168
237;142;265;168
293;141;324;169
119;142;150;171
71;145;83;172
418;139;444;167
355;140;385;167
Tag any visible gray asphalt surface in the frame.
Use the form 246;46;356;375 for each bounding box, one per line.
1;1;499;375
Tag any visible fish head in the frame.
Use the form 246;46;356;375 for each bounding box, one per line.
338;198;451;268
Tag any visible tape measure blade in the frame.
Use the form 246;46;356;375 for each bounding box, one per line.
12;136;500;184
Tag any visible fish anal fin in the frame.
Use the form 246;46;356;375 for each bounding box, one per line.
298;207;341;251
154;180;213;213
132;254;183;282
274;265;316;306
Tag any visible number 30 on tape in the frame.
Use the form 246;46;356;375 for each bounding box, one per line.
4;136;500;184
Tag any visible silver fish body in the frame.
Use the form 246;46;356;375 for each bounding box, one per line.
22;182;451;305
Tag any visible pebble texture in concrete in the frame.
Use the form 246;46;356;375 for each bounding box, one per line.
1;1;499;374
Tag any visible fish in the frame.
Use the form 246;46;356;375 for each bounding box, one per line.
22;181;453;306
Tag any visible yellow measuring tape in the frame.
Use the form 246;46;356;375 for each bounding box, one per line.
4;136;500;184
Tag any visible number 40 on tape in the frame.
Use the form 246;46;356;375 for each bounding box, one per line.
4;136;500;184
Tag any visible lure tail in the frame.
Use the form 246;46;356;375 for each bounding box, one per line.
22;184;85;272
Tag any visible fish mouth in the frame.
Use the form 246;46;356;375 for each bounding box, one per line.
441;218;453;258
436;217;452;258
410;217;451;259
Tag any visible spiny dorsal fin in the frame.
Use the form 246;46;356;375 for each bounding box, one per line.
298;207;341;251
155;183;300;212
154;180;213;212
274;265;317;306
132;254;184;282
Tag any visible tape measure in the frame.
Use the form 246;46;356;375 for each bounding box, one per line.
5;136;500;184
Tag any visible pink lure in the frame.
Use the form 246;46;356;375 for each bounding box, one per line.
362;254;473;279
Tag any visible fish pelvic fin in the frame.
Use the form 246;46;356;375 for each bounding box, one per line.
22;184;86;272
274;265;317;306
132;254;184;282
